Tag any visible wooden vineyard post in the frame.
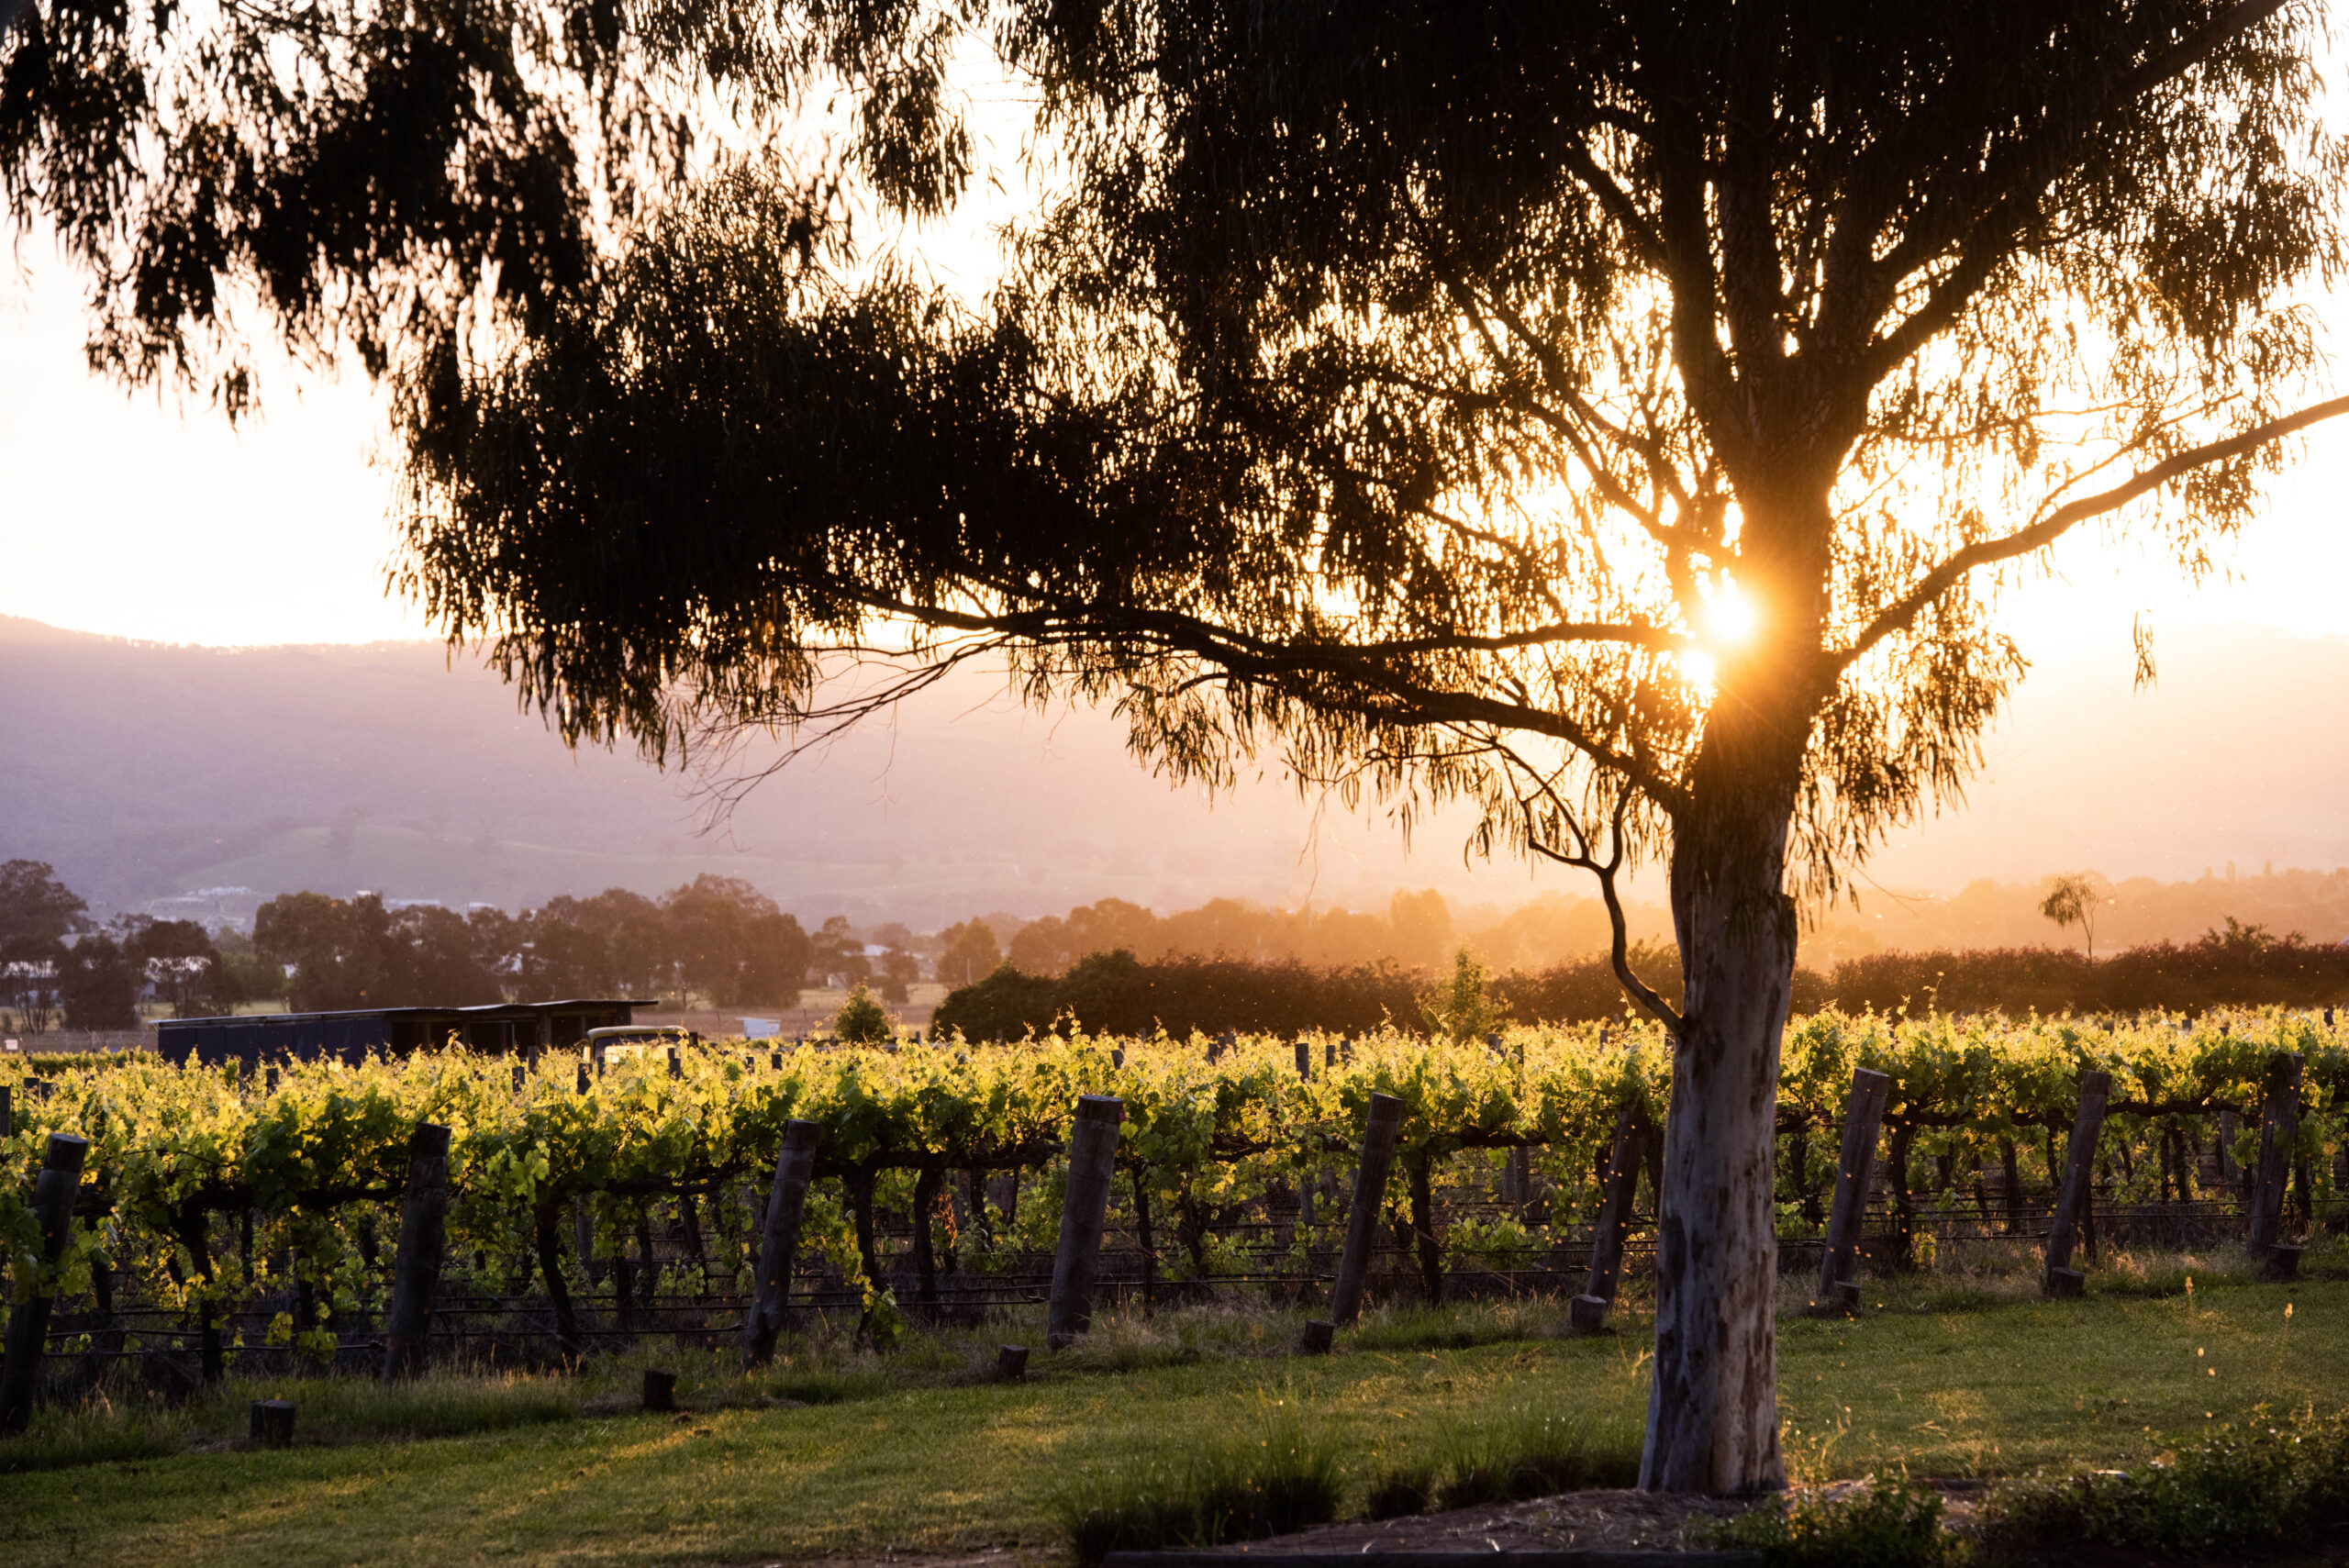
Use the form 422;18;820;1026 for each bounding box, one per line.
1294;1040;1312;1079
1046;1095;1126;1350
1815;1068;1890;1312
1329;1093;1405;1328
2043;1071;2112;1297
751;1121;827;1361
0;1133;89;1436
381;1123;452;1382
1571;1105;1645;1335
2247;1051;2305;1262
250;1399;295;1448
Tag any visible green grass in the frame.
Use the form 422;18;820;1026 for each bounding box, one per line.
0;1268;2341;1567
1776;1263;2337;1480
1052;1395;1343;1563
1428;1400;1642;1509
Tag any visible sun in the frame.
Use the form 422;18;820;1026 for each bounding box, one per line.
1700;579;1760;648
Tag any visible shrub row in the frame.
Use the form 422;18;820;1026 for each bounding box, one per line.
940;922;2349;1038
933;951;1427;1040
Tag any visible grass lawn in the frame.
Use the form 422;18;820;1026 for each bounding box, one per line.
1;1268;2341;1567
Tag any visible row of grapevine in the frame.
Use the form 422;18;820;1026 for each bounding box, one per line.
2;1008;2343;1392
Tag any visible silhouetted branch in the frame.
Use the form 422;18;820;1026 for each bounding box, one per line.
1839;392;2349;670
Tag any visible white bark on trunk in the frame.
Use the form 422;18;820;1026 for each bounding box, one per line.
1640;848;1794;1495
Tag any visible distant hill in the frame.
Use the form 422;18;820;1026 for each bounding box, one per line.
0;615;1498;926
3;615;2345;942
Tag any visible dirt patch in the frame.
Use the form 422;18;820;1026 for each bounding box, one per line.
1185;1479;1991;1556
1189;1488;1754;1555
739;1552;1054;1568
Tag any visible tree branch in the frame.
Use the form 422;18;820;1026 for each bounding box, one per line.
1520;784;1684;1034
1838;392;2349;669
1559;138;1665;268
1854;0;2296;383
833;590;1696;810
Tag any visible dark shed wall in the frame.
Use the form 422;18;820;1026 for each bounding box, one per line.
158;1001;632;1067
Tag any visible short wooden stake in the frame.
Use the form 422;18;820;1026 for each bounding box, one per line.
642;1369;677;1411
2263;1242;2303;1281
1046;1095;1125;1350
1294;1039;1312;1079
2043;1070;2112;1292
2247;1052;2304;1255
381;1123;452;1383
742;1119;819;1368
1329;1093;1406;1327
1298;1319;1334;1356
0;1133;90;1436
996;1343;1030;1380
250;1399;295;1448
1816;1068;1890;1307
1567;1295;1610;1336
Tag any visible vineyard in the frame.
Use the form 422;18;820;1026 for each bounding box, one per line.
2;1010;2344;1409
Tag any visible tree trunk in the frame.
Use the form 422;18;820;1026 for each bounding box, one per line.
1130;1167;1158;1316
1887;1123;1918;1271
534;1203;583;1360
2000;1138;2023;1233
847;1165;882;1289
912;1166;941;1320
1642;800;1796;1496
1406;1152;1442;1306
180;1207;227;1385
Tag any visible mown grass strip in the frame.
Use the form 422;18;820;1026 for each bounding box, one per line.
0;1277;2337;1568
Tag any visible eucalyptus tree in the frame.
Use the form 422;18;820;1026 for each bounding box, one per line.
12;0;2347;1497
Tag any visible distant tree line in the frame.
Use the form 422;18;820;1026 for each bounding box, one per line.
0;864;923;1029
10;849;2342;1039
0;860;278;1031
1807;920;2349;1018
933;918;2349;1040
932;951;1428;1041
252;877;926;1012
996;891;1462;975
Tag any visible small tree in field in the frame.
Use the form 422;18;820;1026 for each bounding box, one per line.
2041;873;2113;960
11;0;2348;1499
832;985;896;1047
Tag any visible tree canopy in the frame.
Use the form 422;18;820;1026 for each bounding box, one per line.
387;2;2343;944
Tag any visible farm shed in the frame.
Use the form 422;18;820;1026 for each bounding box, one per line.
156;998;636;1067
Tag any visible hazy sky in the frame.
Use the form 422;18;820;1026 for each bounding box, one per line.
8;146;2349;652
